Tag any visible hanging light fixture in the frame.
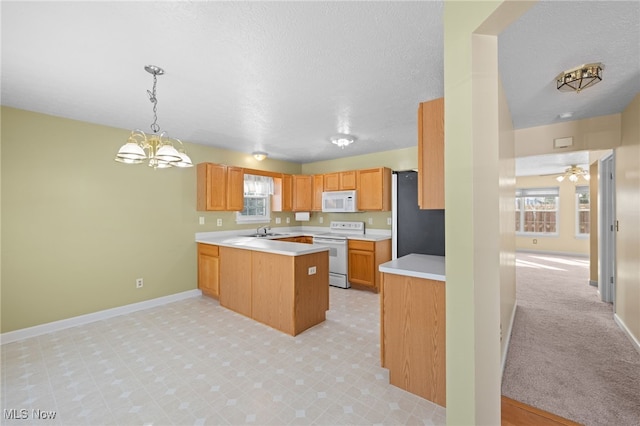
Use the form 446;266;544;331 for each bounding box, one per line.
330;133;356;149
556;165;590;183
115;65;193;169
556;63;604;93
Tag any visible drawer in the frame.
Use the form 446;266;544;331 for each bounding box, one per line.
348;239;374;251
198;243;219;257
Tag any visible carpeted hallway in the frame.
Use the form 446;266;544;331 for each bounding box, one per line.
502;253;640;426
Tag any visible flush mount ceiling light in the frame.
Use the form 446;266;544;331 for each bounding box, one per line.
252;151;268;161
330;133;356;149
556;165;590;183
115;65;193;169
556;63;604;93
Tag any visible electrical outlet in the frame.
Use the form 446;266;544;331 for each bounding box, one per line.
368;217;373;225
199;217;205;225
286;217;290;223
275;217;281;224
217;219;222;227
387;217;392;225
308;266;316;275
136;278;143;288
319;217;324;224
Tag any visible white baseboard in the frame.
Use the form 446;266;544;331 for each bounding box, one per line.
501;302;518;377
516;249;589;258
614;313;640;354
1;290;202;345
589;280;598;287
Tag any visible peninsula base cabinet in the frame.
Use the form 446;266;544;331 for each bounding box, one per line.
380;272;446;407
348;239;391;292
197;243;220;299
218;246;329;336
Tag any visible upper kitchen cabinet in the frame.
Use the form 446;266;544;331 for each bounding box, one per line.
418;98;444;210
312;175;324;211
272;174;293;212
292;175;312;211
197;163;244;211
357;167;391;211
324;171;357;191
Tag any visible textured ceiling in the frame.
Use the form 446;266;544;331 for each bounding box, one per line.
1;1;638;167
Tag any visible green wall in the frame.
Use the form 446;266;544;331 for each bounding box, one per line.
1;107;413;332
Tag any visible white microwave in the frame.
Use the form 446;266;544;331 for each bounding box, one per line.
322;190;359;212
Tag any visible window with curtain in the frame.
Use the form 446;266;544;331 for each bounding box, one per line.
575;185;590;237
515;187;559;235
236;174;274;224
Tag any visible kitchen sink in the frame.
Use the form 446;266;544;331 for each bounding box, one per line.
247;233;287;238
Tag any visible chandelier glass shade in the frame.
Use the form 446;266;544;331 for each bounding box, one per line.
330;133;356;149
115;65;193;169
556;63;604;93
555;165;590;183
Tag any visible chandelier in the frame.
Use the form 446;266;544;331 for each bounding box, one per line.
556;63;604;93
115;65;193;169
556;165;590;183
330;133;356;149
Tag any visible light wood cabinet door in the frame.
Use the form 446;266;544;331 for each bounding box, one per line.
312;175;324;211
282;174;293;211
197;244;220;298
293;175;312;211
219;247;252;317
323;172;340;191
196;163;244;211
226;166;245;211
340;171;357;190
418;98;444;210
348;248;376;288
357;167;391;211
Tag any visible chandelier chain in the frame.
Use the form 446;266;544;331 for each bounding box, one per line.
147;73;160;134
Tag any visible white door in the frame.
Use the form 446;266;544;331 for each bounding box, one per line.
598;153;616;305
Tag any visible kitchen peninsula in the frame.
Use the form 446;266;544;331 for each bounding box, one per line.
196;235;329;336
379;254;446;407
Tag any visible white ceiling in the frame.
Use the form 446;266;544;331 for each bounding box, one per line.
2;1;639;167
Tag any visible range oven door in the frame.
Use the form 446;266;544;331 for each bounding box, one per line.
312;237;349;288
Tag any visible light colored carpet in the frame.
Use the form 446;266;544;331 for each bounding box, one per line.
502;253;640;426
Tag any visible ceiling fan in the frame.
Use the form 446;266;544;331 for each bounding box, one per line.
553;164;590;183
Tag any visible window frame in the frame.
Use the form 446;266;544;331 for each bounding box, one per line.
515;187;560;237
235;174;273;224
575;185;590;238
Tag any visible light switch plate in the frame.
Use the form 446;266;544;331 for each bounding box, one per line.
275;217;281;224
368;218;373;225
387;217;392;225
199;217;205;225
308;266;316;275
319;217;324;224
286;217;290;223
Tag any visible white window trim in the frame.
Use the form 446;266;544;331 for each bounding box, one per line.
575;185;590;238
236;174;273;224
515;187;560;237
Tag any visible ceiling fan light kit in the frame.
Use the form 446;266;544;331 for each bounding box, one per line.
556;62;604;93
252;151;268;161
555;164;590;183
115;65;193;169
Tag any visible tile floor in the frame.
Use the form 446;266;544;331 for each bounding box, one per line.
1;287;446;425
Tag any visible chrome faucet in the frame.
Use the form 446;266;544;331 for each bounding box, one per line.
257;225;271;235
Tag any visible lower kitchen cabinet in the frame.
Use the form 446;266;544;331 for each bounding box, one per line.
347;239;391;292
219;247;253;317
217;246;329;336
380;272;446;406
197;243;220;298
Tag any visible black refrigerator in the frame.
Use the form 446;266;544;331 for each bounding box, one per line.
392;170;445;258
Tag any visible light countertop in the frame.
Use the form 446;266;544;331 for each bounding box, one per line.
379;254;445;282
196;235;329;256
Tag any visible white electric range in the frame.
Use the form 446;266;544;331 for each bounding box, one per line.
312;221;365;288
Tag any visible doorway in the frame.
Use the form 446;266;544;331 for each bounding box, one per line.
598;152;616;305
